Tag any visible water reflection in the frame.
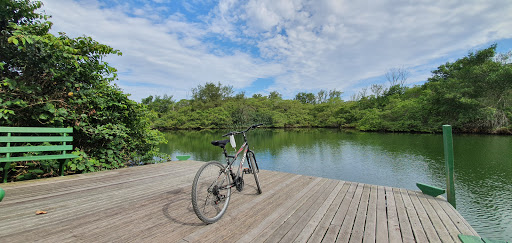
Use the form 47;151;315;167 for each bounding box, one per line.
159;128;512;241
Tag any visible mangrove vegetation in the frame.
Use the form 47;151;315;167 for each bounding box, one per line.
144;46;512;134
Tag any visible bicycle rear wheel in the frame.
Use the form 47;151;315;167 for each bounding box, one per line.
191;161;232;224
247;151;262;194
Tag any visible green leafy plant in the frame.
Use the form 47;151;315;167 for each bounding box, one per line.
1;0;167;181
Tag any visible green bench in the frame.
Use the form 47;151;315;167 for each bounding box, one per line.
0;127;79;183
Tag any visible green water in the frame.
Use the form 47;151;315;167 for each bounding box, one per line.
159;128;512;241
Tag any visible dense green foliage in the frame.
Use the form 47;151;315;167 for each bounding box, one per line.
1;0;166;181
145;46;512;134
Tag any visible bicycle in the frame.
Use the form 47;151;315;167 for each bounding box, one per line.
191;123;263;224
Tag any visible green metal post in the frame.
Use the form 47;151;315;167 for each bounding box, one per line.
443;125;456;208
0;187;4;202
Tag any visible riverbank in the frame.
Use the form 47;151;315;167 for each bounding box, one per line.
156;125;512;135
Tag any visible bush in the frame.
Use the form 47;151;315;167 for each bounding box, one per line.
0;0;166;181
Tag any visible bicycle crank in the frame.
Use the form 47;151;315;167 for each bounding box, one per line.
235;177;244;192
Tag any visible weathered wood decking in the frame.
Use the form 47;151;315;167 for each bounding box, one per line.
0;160;478;242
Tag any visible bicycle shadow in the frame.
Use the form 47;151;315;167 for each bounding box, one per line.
161;184;260;226
161;188;205;226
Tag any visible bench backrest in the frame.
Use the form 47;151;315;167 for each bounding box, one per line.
0;127;74;162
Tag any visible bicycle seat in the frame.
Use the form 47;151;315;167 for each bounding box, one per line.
211;139;230;148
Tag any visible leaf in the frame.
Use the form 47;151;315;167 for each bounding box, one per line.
36;210;47;215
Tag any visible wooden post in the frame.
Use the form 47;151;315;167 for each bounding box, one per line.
443;125;456;208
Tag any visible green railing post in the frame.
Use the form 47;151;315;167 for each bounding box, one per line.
443;125;456;208
0;187;4;202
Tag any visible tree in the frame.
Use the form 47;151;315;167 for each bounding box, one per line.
317;90;327;104
294;92;316;104
424;45;512;132
268;91;282;100
328;89;343;101
370;84;385;97
142;94;174;114
385;67;410;87
192;82;233;104
0;0;165;179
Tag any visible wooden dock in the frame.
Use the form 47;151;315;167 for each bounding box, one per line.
0;160;478;242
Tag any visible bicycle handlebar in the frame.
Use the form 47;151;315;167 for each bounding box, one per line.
222;123;263;137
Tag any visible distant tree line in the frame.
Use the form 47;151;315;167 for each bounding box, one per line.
143;45;512;134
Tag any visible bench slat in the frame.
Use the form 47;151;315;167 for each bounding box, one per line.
0;154;78;163
0;127;73;133
0;145;73;153
0;136;73;143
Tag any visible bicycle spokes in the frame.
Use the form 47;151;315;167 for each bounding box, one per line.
192;162;231;224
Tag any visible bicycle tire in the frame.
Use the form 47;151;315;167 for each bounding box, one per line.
247;152;262;194
191;161;231;224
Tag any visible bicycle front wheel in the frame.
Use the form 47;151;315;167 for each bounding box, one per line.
247;151;262;194
191;161;232;224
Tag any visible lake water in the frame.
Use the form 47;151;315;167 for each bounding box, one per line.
159;128;512;241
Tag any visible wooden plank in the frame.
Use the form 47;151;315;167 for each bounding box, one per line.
221;175;311;242
412;191;453;243
432;196;477;236
0;169;199;241
87;169;281;243
246;178;327;243
189;173;304;243
0;145;73;153
363;184;378;243
375;186;388;243
406;190;442;243
235;177;324;243
0;136;73;143
0;127;73;133
293;181;345;243
306;181;351;243
418;193;461;242
0;160;191;192
349;184;371;243
0;154;78;162
0;171;196;232
400;188;429;242
0;163;198;223
263;179;333;243
322;182;358;243
393;187;415;243
278;180;339;242
336;183;365;243
148;170;292;243
385;187;402;243
2;161;245;242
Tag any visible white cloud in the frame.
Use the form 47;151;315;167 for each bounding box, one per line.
218;0;512;95
42;0;283;101
42;0;512;101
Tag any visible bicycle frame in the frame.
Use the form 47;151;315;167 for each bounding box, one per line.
225;141;248;178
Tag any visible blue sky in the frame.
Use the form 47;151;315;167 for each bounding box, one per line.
42;0;512;102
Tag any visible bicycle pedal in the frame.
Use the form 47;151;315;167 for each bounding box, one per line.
243;168;252;174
